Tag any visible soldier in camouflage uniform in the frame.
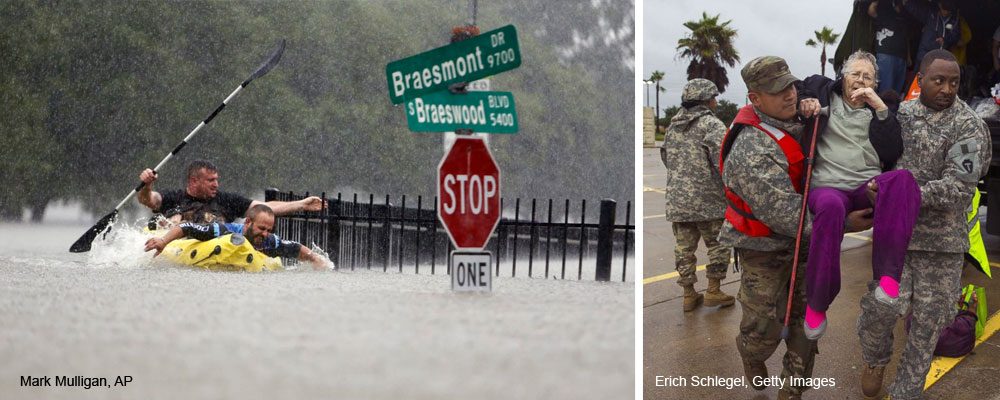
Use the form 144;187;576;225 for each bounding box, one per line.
660;78;735;312
856;49;992;400
720;56;874;400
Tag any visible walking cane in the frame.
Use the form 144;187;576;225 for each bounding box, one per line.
780;108;825;340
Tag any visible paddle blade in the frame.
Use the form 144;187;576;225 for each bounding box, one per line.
245;39;286;84
69;210;118;253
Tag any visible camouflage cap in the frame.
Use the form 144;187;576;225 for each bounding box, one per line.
741;56;799;94
681;78;720;102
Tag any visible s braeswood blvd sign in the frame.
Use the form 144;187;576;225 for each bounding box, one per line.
385;25;521;104
405;91;517;133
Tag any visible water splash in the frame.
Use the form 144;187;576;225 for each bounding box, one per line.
284;242;337;272
86;218;159;269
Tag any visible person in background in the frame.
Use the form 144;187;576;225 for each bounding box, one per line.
868;0;910;95
902;0;960;68
660;78;735;312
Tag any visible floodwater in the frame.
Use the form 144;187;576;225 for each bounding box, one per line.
0;220;634;400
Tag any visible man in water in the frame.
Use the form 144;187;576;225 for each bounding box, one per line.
138;160;326;224
144;204;329;269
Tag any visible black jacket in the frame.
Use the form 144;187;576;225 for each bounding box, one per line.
794;75;903;172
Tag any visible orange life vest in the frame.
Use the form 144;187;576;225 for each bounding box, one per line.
719;105;805;237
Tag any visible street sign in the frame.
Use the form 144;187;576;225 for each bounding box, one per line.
451;251;492;292
386;24;521;104
437;137;501;250
406;91;517;134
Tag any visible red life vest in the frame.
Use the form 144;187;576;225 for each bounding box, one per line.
718;105;805;237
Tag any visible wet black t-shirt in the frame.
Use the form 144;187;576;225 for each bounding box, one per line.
157;190;253;223
874;0;908;58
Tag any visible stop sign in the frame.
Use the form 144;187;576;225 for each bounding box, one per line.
438;137;501;250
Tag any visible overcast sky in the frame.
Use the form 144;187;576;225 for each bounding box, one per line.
642;0;854;109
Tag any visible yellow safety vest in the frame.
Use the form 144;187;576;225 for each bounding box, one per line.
967;188;991;278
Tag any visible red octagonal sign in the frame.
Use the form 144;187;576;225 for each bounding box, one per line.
438;137;501;250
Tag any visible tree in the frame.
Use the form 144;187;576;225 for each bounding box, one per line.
676;12;739;93
714;99;739;127
649;71;664;133
658;99;737;131
656;105;680;140
806;26;841;77
0;1;635;220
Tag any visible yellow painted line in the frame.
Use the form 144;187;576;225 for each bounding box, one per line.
989;262;1000;269
644;214;665;220
644;173;667;177
643;258;736;285
924;308;1000;390
643;265;706;284
644;186;665;194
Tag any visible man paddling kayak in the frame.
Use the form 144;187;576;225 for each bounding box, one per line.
138;160;326;224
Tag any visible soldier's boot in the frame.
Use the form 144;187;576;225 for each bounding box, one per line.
776;389;801;400
703;278;735;307
861;363;885;399
742;360;767;391
683;285;703;312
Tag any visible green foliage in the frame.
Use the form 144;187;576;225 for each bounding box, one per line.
657;105;681;131
657;99;737;130
0;0;634;220
714;99;739;127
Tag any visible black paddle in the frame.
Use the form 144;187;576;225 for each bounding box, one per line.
69;39;286;253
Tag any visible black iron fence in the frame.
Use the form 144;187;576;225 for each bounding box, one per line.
264;190;634;282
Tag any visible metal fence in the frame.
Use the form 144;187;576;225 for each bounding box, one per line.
265;190;634;282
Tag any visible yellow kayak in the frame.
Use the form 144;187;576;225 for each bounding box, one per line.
159;232;282;272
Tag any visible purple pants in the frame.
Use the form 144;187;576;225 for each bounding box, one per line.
806;169;921;312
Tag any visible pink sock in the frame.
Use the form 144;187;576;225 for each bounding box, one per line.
879;276;899;298
805;305;826;329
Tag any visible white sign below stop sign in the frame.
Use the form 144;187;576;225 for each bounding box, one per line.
437;137;501;250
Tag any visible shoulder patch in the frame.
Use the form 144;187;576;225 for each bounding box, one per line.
948;138;981;182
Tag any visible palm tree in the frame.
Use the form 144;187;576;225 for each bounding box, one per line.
806;26;841;77
649;71;664;132
676;12;740;93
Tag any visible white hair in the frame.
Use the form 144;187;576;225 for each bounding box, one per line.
840;50;879;88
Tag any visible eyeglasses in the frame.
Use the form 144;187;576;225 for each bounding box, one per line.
846;71;875;84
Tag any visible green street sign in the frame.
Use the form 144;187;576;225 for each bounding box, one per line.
406;91;517;134
386;25;521;104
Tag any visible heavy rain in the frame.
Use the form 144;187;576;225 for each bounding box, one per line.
0;1;636;399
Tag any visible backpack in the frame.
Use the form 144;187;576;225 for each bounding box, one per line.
905;284;987;357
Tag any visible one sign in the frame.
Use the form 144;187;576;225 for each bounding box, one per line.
437;137;501;250
386;24;521;104
451;251;492;292
406;91;517;134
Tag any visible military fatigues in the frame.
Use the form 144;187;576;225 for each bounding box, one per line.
856;98;991;399
719;106;817;396
671;220;728;286
662;86;730;286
